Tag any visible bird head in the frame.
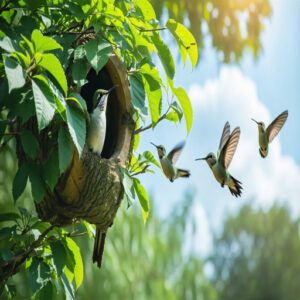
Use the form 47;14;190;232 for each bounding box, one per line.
151;142;166;158
93;86;118;111
195;152;216;167
251;118;265;131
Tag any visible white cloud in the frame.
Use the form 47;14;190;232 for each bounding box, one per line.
189;66;300;212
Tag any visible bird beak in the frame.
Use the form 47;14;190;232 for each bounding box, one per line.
150;142;158;148
251;118;259;124
195;157;206;161
107;85;118;94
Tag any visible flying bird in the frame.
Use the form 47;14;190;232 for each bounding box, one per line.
151;141;190;182
195;122;242;197
251;110;288;158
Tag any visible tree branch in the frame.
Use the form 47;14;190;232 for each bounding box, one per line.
0;224;55;283
134;103;172;135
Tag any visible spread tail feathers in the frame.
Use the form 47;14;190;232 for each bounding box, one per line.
228;176;243;197
177;168;191;178
93;229;106;268
259;148;267;158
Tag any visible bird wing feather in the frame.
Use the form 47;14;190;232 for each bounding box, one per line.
267;110;288;143
217;121;231;158
219;127;240;169
167;141;185;164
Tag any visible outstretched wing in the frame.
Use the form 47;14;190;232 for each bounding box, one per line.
167;141;185;164
267;110;288;143
217;121;231;158
219;127;240;169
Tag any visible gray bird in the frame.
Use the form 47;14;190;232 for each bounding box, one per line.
251;110;288;158
195;122;242;197
151;141;190;182
87;86;117;156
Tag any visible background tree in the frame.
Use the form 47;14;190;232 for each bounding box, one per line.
210;204;300;300
151;0;272;62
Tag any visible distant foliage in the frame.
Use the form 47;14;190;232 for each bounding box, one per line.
151;0;272;62
211;204;300;300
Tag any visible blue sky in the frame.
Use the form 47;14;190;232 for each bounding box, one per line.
134;0;300;256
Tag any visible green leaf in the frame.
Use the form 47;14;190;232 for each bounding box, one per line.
166;19;198;68
129;74;147;120
85;39;112;73
135;0;156;20
65;237;83;290
42;149;60;190
0;36;17;52
66;104;86;156
38;53;68;96
12;163;29;202
35;281;54;300
166;110;180;122
84;38;112;73
32;75;56;131
151;33;175;79
65;2;84;20
50;241;67;275
74;45;86;61
68;93;87;112
140;64;162;124
82;221;95;239
72;59;89;88
28;164;46;203
20;130;39;160
168;79;193;134
58;126;73;174
61;272;75;300
133;178;150;224
4;55;26;92
0;213;20;222
143;151;161;169
120;168;135;206
31;29;63;53
29;258;51;295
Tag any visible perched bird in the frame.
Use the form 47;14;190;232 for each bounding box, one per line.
151;141;190;182
87;86;117;156
195;122;242;197
251;110;288;158
87;86;117;268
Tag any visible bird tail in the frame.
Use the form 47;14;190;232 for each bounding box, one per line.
228;175;243;197
177;168;191;178
92;228;106;268
259;148;267;158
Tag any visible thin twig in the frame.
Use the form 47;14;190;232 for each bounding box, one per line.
0;136;14;153
0;132;20;136
134;103;173;135
139;27;167;32
0;0;10;13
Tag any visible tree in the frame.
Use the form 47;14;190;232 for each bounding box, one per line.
151;0;272;62
210;204;300;300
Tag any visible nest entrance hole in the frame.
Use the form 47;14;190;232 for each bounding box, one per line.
80;67;119;159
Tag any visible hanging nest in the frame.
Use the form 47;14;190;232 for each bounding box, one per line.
16;54;135;236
